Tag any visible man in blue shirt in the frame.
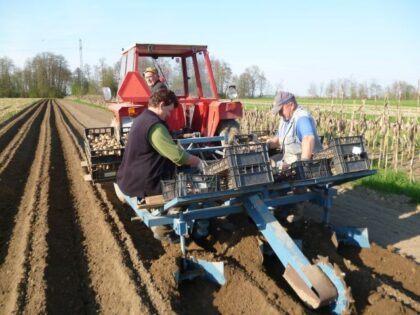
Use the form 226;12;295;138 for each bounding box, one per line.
267;91;322;165
266;91;322;223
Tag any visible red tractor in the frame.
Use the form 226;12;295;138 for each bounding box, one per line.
103;43;243;142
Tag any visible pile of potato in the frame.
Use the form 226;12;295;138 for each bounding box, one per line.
87;133;122;156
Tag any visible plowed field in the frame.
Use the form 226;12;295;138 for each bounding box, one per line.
0;99;419;314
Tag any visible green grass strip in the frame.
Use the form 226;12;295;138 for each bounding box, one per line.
72;98;112;113
353;168;420;204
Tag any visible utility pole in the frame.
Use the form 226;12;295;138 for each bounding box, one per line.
79;39;83;94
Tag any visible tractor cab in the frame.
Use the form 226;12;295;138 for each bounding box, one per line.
106;43;242;140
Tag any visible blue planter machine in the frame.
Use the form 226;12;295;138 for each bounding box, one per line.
122;135;375;315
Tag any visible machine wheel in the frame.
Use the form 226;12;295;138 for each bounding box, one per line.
314;256;354;315
216;120;240;145
113;183;126;204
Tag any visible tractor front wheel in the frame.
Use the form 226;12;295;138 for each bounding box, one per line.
216;120;240;145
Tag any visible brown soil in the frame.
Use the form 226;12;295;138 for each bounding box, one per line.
0;99;418;314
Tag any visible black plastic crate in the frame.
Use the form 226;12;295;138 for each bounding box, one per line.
329;136;365;155
161;174;220;201
203;159;229;176
227;163;274;189
330;154;370;175
203;143;270;175
161;179;176;201
291;159;331;180
84;127;124;165
315;136;366;160
90;163;120;183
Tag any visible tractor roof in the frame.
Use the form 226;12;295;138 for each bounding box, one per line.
124;43;208;56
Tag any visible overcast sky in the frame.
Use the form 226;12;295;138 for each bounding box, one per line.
0;0;419;96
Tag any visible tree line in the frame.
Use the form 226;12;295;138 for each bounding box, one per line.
307;79;419;101
0;53;118;98
0;52;418;100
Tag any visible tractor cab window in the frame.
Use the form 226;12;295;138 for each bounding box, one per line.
196;52;213;98
118;54;128;89
185;54;213;98
138;56;185;96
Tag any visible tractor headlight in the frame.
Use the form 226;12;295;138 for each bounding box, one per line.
226;85;238;100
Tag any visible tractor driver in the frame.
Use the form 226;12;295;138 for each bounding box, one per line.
143;66;168;93
266;91;322;222
116;89;204;242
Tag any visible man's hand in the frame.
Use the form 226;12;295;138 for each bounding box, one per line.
266;135;280;150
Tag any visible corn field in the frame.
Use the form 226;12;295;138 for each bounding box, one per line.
240;104;420;182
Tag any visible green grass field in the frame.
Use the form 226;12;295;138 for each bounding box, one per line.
353;168;420;204
0;98;40;124
241;97;420;110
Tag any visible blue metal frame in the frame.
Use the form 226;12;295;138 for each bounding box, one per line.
123;169;375;310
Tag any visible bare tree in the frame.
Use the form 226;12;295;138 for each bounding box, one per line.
0;57;16;97
237;72;252;98
307;82;318;98
211;57;232;96
257;71;267;97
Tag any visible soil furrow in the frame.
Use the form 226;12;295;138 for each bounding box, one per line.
55;100;174;314
15;100;52;313
0;102;45;175
0;100;50;314
0;101;47;267
53;100;154;314
0;100;41;148
43;103;99;314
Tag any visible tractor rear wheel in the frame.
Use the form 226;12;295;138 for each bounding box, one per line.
216;120;240;145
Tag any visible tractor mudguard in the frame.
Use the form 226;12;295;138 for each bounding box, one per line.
207;100;243;136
